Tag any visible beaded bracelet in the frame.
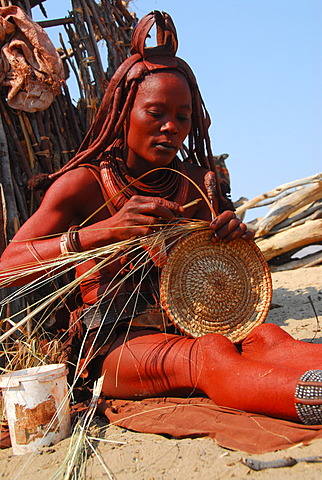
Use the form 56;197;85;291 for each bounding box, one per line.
60;232;70;256
60;225;81;255
66;225;81;252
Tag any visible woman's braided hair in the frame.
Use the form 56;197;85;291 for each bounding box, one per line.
30;11;231;210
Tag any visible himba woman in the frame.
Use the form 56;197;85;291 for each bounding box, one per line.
1;11;322;425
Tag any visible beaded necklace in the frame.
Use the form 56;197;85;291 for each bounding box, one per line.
100;140;189;211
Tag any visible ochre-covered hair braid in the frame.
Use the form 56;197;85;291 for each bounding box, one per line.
30;11;231;210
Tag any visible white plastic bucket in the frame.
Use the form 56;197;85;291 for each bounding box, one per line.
0;363;70;455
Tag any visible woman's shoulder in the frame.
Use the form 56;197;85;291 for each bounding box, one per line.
42;166;106;217
182;161;210;184
49;166;101;194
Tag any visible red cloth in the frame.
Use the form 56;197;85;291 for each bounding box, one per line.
98;396;322;454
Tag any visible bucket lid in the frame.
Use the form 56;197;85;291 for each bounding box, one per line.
0;363;68;389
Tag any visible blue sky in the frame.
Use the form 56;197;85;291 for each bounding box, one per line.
34;1;321;220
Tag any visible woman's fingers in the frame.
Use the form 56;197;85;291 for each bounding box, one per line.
241;229;255;241
114;196;184;238
212;222;247;242
210;210;252;243
129;196;184;222
210;210;236;229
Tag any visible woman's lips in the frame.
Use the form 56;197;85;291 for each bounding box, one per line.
154;142;177;152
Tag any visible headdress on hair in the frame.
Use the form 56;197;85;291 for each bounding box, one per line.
30;11;231;210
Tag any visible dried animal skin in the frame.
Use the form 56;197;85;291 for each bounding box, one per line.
0;6;65;112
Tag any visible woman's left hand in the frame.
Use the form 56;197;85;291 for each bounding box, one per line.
210;210;254;243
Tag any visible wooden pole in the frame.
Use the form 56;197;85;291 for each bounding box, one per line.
236;172;322;217
256;219;322;261
255;182;322;237
0;113;20;241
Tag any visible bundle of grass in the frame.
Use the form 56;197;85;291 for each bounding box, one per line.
51;375;117;480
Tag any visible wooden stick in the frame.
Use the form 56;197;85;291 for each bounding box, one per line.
18;111;36;170
0;101;33;179
256;219;322;261
64;19;94;130
0;183;7;255
59;31;85;102
182;198;202;210
81;0;105;78
114;0;135;24
271;210;322;236
0;113;20;241
62;83;84;146
55;94;78;157
12;175;28;225
34;110;54;173
72;0;104;101
270;250;322;272
29;113;52;173
269;202;322;234
86;0;123;78
255;182;322;237
236;172;322;216
49;101;70;165
23;113;40;154
101;0;132;66
37;18;73;28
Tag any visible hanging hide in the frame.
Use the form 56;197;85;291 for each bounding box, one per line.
0;5;65;112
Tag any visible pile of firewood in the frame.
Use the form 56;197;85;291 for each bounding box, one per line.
236;173;322;271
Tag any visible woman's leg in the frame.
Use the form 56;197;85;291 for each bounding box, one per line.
99;329;322;423
241;323;322;372
99;330;201;399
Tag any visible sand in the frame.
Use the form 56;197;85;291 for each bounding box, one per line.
1;265;322;480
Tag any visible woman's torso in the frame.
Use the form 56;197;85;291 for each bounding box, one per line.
73;162;213;305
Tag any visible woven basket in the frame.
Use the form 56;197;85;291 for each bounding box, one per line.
160;230;272;343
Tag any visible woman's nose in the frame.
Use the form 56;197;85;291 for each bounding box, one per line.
160;121;178;134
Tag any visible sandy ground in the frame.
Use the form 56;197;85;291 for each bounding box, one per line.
1;265;322;480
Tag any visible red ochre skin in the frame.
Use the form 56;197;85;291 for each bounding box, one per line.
1;72;321;423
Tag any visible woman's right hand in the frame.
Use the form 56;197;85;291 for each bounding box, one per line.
82;195;185;247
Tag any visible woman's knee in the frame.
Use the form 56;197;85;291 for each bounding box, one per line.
245;323;292;345
196;333;240;360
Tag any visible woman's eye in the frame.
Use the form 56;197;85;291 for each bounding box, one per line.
178;115;189;121
148;111;162;118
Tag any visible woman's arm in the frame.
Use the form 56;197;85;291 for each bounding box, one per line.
0;168;95;285
0;168;185;286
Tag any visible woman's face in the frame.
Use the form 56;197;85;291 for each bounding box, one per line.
126;71;192;176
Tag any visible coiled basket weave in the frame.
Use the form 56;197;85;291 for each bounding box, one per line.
160;229;272;343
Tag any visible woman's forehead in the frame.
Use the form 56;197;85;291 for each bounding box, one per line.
136;71;191;100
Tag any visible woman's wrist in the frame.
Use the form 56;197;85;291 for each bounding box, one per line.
60;225;81;255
